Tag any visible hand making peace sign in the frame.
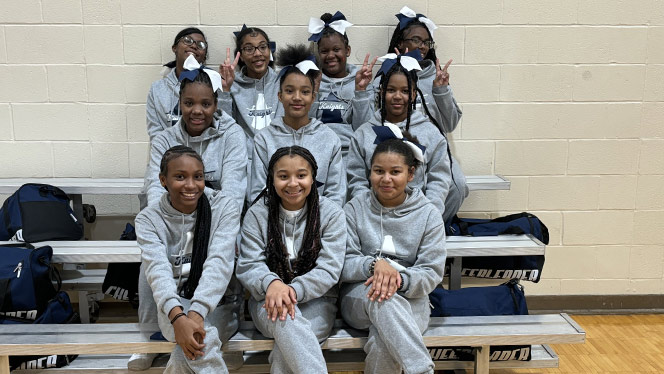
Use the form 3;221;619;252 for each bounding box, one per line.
433;58;452;87
219;47;240;92
355;53;378;91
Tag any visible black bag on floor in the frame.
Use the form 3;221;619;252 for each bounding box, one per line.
1;291;80;370
0;183;83;242
0;244;60;319
428;280;532;362
445;212;548;282
101;223;139;307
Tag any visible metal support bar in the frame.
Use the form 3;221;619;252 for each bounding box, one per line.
449;257;462;290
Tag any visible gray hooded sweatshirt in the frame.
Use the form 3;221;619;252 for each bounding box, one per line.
143;111;247;210
219;66;283;158
342;188;445;298
237;196;346;303
250;116;346;207
146;69;225;141
313;64;374;152
135;190;239;333
347;110;451;217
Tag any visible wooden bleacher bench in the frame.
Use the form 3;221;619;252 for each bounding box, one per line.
4;314;584;374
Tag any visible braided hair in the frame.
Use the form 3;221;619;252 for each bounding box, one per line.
159;145;212;299
234;26;275;69
276;44;319;89
387;21;438;62
251;146;322;284
377;64;441;133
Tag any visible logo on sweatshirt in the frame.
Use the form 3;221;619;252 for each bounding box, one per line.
320;93;347;124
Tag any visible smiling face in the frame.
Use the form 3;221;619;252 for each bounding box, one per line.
273;154;313;211
239;33;271;79
382;72;417;123
398;25;432;60
180;81;217;137
318;34;350;78
278;73;314;129
173;32;206;69
159;155;205;214
370;151;415;208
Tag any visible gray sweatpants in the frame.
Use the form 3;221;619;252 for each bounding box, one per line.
159;298;227;374
138;263;243;351
444;156;469;223
249;296;337;374
340;282;434;374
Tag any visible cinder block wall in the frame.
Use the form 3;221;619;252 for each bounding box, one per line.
1;0;662;296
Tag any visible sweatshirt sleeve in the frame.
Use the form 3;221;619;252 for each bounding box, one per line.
423;135;452;217
290;203;346;303
218;91;234;120
144;135;170;206
220;126;248;212
136;214;181;317
431;85;462;134
341;201;374;283
249;133;269;203
346;127;371;199
237;207;281;301
351;87;375;131
146;86;165;141
399;209;446;298
323;137;347;207
188;199;240;319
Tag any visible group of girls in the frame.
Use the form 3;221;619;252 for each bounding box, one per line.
136;6;459;374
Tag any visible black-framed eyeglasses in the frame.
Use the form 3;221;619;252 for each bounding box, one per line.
402;38;435;49
241;44;270;55
178;35;207;51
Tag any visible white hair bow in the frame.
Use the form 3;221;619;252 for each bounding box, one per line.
398;6;437;37
377;53;422;76
181;54;223;93
308;17;353;41
380;122;425;163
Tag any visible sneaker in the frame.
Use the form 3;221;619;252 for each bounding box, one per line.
223;351;244;370
127;353;158;371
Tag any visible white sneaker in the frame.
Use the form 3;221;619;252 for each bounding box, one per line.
127;353;158;371
223;351;244;370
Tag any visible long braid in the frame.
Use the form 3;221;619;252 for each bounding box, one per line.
257;146;322;284
405;69;414;133
182;193;211;299
159;145;211;300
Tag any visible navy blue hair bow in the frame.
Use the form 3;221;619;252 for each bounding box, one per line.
178;55;223;92
376;49;422;78
307;11;353;42
373;124;426;162
277;54;319;80
233;24;248;38
396;6;437;36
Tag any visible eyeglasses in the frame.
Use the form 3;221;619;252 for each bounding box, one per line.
178;35;207;51
402;38;435;50
241;44;270;55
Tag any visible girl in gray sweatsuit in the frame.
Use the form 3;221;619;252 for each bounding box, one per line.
133;64;245;371
136;145;240;374
237;146;346;373
307;11;374;157
341;139;446;374
250;44;346;207
218;26;282;176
